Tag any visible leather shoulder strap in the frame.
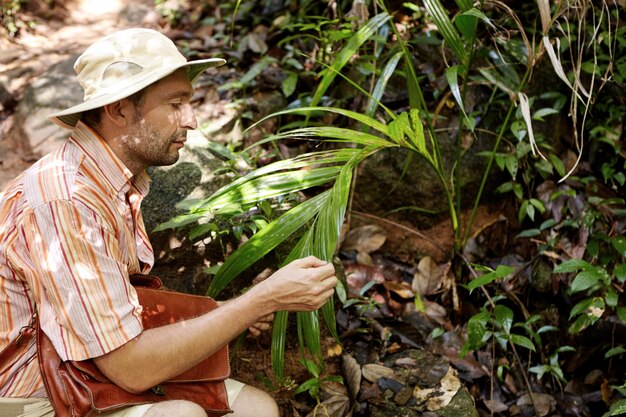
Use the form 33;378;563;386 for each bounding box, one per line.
0;313;37;376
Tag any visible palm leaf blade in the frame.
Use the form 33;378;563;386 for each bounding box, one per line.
207;190;331;297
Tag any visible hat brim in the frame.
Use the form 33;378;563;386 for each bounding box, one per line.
48;58;226;130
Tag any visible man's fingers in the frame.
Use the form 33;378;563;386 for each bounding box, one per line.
294;255;329;269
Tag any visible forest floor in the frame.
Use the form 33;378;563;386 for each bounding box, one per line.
2;2;622;417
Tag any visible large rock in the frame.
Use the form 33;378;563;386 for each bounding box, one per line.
353;124;501;229
13;56;83;157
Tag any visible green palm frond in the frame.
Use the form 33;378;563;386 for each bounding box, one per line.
309;12;391;109
422;0;468;65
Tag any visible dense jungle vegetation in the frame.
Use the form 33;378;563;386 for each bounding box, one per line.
2;0;625;416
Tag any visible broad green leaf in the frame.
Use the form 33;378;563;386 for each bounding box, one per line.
616;264;626;283
605;287;619;308
188;222;218;241
570;297;605;320
537;325;559;334
529;198;546;213
571;270;602;293
281;71;298;97
605;347;626;358
555;345;576;353
510;334;536;351
294;378;319;395
494;304;514;333
553;259;593;273
495;265;514;278
460;310;489;356
603;399;626;417
540;219;557;230
533;107;560;120
529;365;547;379
467;270;497;292
153;213;204;232
612;236;626;257
309;13;391;109
618;306;626;323
454;12;477;40
549;154;566;176
516;229;541;238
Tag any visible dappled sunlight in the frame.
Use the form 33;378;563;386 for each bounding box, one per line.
74;263;97;281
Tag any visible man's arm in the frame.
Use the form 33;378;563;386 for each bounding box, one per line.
93;256;337;393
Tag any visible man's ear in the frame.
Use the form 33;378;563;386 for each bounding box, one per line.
102;99;134;128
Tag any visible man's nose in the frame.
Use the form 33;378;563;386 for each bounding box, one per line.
180;103;197;130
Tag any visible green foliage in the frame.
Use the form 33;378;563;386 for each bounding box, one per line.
0;0;33;36
528;345;575;383
460;301;536;357
294;357;343;400
158;2;625;408
604;399;626;417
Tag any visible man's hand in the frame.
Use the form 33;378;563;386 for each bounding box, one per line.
253;256;338;313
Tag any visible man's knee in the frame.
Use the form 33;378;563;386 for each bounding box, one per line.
231;385;279;417
143;400;207;417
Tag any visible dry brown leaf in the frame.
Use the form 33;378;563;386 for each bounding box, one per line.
321;381;348;398
327;343;343;358
342;354;361;402
341;225;387;254
536;0;551;34
516;392;556;417
361;364;394;383
483;398;509;413
412;256;444;296
306;395;350;417
413;367;461;411
382;280;414;299
344;264;385;297
355;251;374;266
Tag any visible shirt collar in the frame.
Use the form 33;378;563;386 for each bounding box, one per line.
69;121;151;198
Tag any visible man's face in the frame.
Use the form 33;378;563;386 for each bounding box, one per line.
121;69;196;169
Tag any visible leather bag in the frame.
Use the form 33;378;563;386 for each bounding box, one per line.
2;276;232;417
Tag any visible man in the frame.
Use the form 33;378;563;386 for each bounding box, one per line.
0;28;337;417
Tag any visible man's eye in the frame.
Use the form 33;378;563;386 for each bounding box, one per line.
170;101;183;108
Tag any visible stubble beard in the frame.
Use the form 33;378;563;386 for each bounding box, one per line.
124;117;183;168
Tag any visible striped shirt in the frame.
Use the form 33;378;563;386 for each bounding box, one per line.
0;121;154;397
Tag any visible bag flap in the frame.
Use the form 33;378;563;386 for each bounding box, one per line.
70;288;229;383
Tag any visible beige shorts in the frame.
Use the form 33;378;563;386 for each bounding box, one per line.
0;379;245;417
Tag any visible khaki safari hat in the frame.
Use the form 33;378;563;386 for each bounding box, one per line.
49;28;226;129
